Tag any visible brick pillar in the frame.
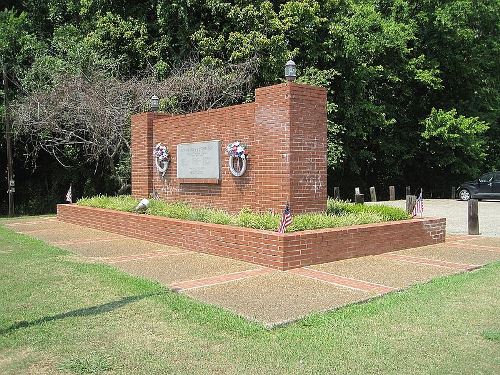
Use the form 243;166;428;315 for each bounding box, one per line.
289;83;327;213
254;82;327;214
254;84;292;212
131;112;154;198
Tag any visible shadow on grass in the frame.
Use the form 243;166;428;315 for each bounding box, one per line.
0;292;162;335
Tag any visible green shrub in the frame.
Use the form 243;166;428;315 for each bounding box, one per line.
290;212;386;232
76;196;409;232
77;195;138;212
327;199;410;221
147;200;193;220
235;208;281;231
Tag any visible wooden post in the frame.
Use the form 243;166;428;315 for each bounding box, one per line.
406;195;416;215
333;186;340;200
468;199;479;235
355;187;360;195
389;186;395;201
406;186;411;196
369;187;377;202
451;187;456;199
355;193;364;204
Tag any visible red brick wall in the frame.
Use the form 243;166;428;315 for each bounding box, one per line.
58;205;446;270
151;103;257;212
131;82;327;214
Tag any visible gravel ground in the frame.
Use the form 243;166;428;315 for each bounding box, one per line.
370;199;500;237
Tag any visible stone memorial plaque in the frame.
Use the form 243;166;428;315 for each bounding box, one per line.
177;140;221;181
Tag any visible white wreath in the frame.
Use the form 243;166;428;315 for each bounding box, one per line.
153;143;170;177
226;141;248;177
155;157;169;177
228;155;247;177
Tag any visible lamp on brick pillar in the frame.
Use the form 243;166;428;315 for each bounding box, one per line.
285;60;296;81
150;95;159;112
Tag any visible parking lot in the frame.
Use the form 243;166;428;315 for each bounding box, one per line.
374;199;499;237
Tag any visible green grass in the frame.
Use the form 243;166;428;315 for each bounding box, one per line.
77;196;410;232
0;223;499;374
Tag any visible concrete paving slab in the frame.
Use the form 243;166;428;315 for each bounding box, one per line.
309;255;456;289
289;267;396;294
396;244;500;265
185;271;375;326
380;253;478;270
4;220;75;233
111;252;259;285
0;216;56;224
171;268;275;291
64;238;189;258
20;227;123;243
456;237;500;248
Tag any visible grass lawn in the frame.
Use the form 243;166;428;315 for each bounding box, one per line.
0;224;499;374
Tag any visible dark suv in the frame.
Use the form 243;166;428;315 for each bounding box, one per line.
457;171;500;201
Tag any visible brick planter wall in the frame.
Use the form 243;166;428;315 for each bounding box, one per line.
57;204;446;270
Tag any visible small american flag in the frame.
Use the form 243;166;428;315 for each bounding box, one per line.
65;184;72;204
278;202;293;233
413;189;423;217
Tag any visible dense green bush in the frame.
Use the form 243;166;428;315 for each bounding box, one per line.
77;196;410;232
326;199;410;221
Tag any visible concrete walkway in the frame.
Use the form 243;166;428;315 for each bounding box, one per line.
3;217;500;327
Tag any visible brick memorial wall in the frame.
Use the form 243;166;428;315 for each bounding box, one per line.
58;80;447;269
131;82;328;214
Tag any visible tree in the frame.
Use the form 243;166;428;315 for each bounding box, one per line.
1;0;499;212
11;59;258;190
420;108;489;185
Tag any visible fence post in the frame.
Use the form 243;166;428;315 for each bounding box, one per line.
333;186;340;200
406;186;411;196
355;187;360;195
468;199;479;235
406;195;416;215
451;187;456;199
389;186;395;201
369;187;377;202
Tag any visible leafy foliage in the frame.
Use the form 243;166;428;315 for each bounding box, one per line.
76;196;409;232
1;0;499;213
327;199;410;221
421;108;489;180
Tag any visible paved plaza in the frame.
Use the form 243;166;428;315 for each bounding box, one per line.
371;199;500;237
3;216;500;327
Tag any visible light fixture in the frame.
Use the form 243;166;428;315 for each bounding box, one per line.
150;95;159;112
284;60;296;81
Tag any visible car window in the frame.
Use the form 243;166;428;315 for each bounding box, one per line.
479;173;494;182
494;172;500;181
